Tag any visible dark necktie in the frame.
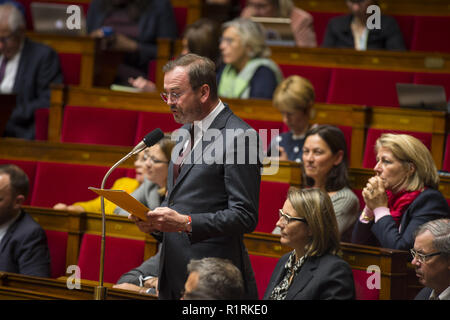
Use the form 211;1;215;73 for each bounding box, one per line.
0;57;8;84
172;125;194;184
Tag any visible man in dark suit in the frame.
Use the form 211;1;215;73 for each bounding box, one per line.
413;219;450;300
0;3;63;139
0;164;51;277
322;0;405;50
130;54;261;299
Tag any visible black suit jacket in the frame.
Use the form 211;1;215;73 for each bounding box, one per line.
0;210;51;277
4;38;63;139
415;287;433;300
352;188;450;250
322;14;406;50
263;253;355;300
156;105;261;300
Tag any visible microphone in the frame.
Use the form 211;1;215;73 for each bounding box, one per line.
93;128;164;300
130;128;164;156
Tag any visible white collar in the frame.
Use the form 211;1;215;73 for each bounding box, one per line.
193;99;225;135
430;286;450;300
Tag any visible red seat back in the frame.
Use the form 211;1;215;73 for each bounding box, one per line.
414;72;450;102
392;15;415;50
35;108;49;141
249;255;279;300
77;233;145;284
309;11;342;46
362;128;432;169
278;65;331;103
61;106;138;146
0;159;37;205
58;53;81;85
256;181;290;233
327;68;414;107
172;7;187;37
352;269;380;300
45;230;68;278
30;162;128;208
411;16;450;53
134;111;181;144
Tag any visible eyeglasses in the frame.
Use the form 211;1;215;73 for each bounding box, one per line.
219;37;236;45
143;154;168;164
160;91;186;104
278;209;307;226
410;248;441;264
0;32;17;44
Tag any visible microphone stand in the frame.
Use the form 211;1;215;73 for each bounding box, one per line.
94;150;136;300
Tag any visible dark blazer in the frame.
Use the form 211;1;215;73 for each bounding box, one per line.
156;104;261;300
87;0;177;74
415;287;433;300
322;14;406;50
0;210;51;277
4;38;63;139
352;188;450;250
263;253;355;300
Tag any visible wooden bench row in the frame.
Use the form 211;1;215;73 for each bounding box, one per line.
47;85;448;170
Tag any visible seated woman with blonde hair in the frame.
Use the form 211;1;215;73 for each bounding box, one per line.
352;133;449;250
264;188;355;300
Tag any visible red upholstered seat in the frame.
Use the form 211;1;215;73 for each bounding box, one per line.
362;128;432;169
244;118;284;151
30;162;128;208
0;159;37;205
309;11;342;46
34;108;49;141
411;16;450;53
58;53;81;85
443;134;450;172
413;72;450;102
77;233;145;284
61;106;138;146
392;15;415;50
249;255;279;300
352;269;380;300
327;68;414;107
134;111;181;144
278;65;332;103
256;181;290;233
45;230;68;278
172;7;187;37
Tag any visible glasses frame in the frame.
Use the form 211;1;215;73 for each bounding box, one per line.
278;209;307;225
160;91;185;104
410;248;442;264
0;31;18;44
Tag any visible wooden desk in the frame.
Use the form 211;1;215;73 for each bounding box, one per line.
0;272;156;300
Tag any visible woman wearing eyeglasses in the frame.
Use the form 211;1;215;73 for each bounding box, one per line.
264;188;355;300
352;134;449;250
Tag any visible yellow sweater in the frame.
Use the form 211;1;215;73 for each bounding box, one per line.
73;177;139;214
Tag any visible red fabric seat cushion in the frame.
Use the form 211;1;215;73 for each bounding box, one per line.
77;233;145;284
134;111;181;144
352;269;380;300
34;108;49;141
61;106;138;146
256;181;290;233
278;65;332;103
45;230;68;278
362;128;432;169
30;162;128;208
249;255;279;300
58;53;81;85
327;68;414;107
411;16;450;53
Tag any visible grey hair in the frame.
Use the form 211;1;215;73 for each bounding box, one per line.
222;18;271;59
415;219;450;259
0;3;25;32
186;257;244;300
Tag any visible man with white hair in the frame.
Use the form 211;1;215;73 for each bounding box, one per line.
0;2;63;139
413;219;450;300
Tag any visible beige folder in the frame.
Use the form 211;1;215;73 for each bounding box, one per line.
88;187;148;221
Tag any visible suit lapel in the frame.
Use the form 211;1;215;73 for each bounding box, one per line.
285;256;319;300
0;211;24;254
12;39;30;93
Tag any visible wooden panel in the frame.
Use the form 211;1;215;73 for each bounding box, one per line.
0;272;156;300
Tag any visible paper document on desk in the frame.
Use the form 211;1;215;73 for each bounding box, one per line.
88;187;149;221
